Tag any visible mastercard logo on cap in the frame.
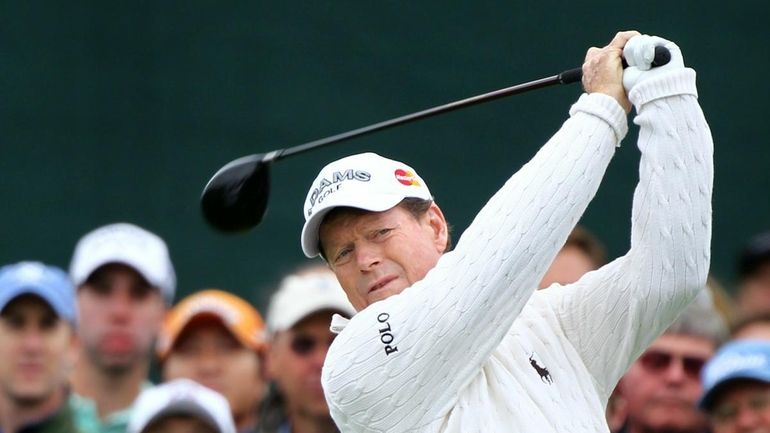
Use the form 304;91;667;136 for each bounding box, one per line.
394;169;421;186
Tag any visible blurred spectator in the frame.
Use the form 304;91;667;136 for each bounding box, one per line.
730;312;770;340
128;378;236;433
735;231;770;317
68;223;175;433
0;262;81;433
614;290;727;433
707;276;735;329
158;289;267;433
699;340;770;433
260;266;355;433
539;225;606;289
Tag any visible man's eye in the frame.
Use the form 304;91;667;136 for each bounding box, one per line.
376;228;392;237
335;248;352;263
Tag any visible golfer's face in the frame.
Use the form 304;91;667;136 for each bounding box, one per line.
320;204;447;310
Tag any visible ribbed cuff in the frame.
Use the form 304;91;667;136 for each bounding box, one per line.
569;92;629;145
630;68;698;108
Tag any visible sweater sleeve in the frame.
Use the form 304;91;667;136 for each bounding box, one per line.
542;68;713;401
322;93;629;432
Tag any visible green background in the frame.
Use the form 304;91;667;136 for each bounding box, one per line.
2;2;768;310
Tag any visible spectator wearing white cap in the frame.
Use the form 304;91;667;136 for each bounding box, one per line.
68;222;175;433
259;265;355;433
128;378;236;433
0;261;81;433
699;340;770;433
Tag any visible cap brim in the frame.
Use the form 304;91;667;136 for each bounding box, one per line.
0;285;75;324
271;302;355;333
158;311;262;361
699;371;770;410
301;193;405;258
142;401;221;432
74;256;168;299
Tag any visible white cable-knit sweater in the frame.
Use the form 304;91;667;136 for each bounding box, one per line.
321;68;713;433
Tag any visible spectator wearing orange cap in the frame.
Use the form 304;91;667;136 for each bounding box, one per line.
157;289;267;433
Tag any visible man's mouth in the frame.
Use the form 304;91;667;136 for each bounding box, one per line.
368;276;397;294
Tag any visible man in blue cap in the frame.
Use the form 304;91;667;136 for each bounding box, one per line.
699;340;770;433
0;261;82;433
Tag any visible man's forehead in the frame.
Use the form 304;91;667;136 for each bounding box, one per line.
649;333;716;355
321;205;405;235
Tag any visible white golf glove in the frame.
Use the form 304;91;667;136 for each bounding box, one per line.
622;34;685;93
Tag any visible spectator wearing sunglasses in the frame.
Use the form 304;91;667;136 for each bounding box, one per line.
699;340;770;433
260;266;355;433
157;290;268;433
614;291;727;433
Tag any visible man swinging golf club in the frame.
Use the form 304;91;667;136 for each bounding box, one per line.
300;30;713;432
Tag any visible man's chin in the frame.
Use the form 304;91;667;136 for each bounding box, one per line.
8;388;50;407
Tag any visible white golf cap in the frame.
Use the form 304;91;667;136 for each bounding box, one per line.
70;223;176;302
301;152;432;257
267;269;356;332
127;378;236;433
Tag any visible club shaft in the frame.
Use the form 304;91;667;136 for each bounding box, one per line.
273;68;582;161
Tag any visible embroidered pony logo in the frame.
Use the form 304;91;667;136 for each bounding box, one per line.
529;354;553;384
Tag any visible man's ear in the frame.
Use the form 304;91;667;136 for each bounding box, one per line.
261;342;274;380
425;203;449;253
264;339;279;380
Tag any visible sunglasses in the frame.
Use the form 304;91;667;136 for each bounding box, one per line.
290;334;335;357
639;350;707;379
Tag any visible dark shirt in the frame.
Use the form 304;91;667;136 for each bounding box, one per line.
1;397;82;433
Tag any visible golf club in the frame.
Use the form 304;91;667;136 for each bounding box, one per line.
201;47;670;232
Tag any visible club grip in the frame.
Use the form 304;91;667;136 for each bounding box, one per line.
558;45;672;84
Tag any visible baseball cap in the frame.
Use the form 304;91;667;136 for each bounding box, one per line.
300;152;432;258
70;223;176;302
267;269;356;332
0;261;77;325
699;340;770;410
127;378;236;433
738;231;770;278
157;289;266;360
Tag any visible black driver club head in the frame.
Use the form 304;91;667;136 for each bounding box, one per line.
200;154;272;232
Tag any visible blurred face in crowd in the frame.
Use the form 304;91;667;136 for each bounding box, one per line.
737;263;770;317
162;316;264;430
708;379;770;433
539;245;597;289
618;333;715;433
142;415;219;433
0;295;74;405
268;310;338;419
76;263;165;373
320;203;448;310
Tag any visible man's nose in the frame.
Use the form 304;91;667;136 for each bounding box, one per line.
356;245;382;271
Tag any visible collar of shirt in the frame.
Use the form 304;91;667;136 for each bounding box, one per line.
70;381;153;433
330;313;349;334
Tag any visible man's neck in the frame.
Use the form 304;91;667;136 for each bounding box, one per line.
0;387;65;433
235;411;258;433
70;354;149;419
